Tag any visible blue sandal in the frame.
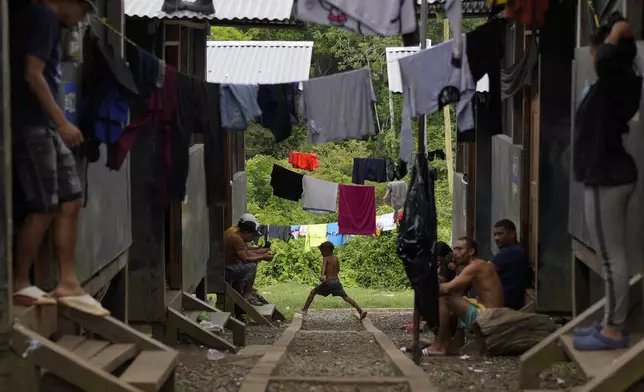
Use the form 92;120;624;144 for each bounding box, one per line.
573;330;629;351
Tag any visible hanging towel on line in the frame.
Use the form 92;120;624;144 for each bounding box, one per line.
377;213;397;232
291;225;301;239
338;184;377;236
302;176;338;214
258;83;298;143
289;151;320;172
301;68;378;145
398;36;475;163
296;0;417;36
306;224;328;249
270;164;304;202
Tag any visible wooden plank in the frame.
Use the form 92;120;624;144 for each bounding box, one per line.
59;306;172;352
572;239;602;276
102;256;129;323
239;314;303;392
56;335;86;351
268;376;410;384
167;308;236;352
120;351;178;392
13;305;58;338
90;344;138;373
73;340;111;360
225;283;273;327
11;324;140;392
519;274;642;389
181;291;217;312
165;290;182;312
582;337;644;392
253;304;275;318
180;291;246;344
226;315;246;348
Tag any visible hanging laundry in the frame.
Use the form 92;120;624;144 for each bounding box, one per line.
126;45;164;100
108;66;179;207
501;39;538;100
398;37;475;163
302;176;338;214
301;68;378;145
296;0;417;36
79;30;138;163
338;184;377;236
466;19;504;135
255;225;269;244
258;83;298;143
268;225;291;242
384;181;408;212
428;149;446;161
291;225;301;239
200;81;227;205
326;222;345;246
377;213;397;232
352;158;389;185
442;0;463;67
504;0;549;28
220;84;262;131
300;225;309;237
306;224;328;248
289;152;320;172
270;164;304;202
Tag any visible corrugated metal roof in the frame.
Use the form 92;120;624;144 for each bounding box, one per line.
124;0;295;22
206;41;313;84
386;42;489;93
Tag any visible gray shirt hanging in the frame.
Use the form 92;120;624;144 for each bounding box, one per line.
300;68;378;145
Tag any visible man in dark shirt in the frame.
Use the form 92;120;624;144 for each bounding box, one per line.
10;0;104;315
491;219;531;311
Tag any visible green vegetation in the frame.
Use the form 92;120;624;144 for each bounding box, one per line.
211;19;483;292
256;282;414;320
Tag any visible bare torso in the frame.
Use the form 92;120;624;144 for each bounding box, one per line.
324;256;340;280
467;259;504;308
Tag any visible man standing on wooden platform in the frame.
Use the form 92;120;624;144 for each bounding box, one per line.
10;0;108;316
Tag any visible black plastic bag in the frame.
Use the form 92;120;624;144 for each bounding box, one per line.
397;153;439;328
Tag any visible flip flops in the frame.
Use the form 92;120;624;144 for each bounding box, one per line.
57;294;110;317
13;286;57;306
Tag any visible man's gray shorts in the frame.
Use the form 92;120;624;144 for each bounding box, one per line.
13;127;82;213
313;279;348;298
225;262;257;292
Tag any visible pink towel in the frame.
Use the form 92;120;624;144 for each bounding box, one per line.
338;184;376;235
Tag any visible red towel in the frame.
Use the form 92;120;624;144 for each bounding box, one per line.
289;151;320;172
338;184;376;235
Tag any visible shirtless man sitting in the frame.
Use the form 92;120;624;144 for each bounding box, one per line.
426;237;504;355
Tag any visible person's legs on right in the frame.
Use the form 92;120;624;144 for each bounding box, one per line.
429;295;470;354
298;289;317;314
575;184;633;350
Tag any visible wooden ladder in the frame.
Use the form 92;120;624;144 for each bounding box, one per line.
520;274;644;392
224;283;286;327
12;304;178;392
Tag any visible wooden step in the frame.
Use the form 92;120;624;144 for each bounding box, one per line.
120;351;178;392
186;311;230;330
253;304;275;318
559;333;643;378
90;344;139;373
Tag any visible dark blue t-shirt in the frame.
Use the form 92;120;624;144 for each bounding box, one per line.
10;4;62;129
491;243;531;310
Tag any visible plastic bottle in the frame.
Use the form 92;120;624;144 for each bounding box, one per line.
206;349;225;361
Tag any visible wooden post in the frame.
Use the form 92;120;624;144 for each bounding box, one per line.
0;0;13;388
443;19;454;195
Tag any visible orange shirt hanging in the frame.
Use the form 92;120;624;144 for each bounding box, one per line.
504;0;549;28
289;152;321;172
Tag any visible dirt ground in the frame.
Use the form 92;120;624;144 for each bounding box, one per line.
175;309;586;392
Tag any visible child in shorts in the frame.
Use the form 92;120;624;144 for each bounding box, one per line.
296;241;367;319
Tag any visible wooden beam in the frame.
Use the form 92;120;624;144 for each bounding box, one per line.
82;250;128;296
572;238;602;276
167;308;236;352
182;292;246;346
582;337;644;392
59;306;172;352
225;283;273;327
164;20;209;30
13;305;58;339
443;18;454;195
11;324;140;392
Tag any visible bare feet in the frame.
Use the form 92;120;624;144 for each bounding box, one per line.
52;282;86;298
360;311;368;320
424;344;446;356
295;309;308;315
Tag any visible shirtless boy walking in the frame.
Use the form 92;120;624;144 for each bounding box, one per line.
426;237;504;355
296;242;367;319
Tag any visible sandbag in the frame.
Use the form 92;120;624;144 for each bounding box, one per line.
473;308;558;356
397;153;439;328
